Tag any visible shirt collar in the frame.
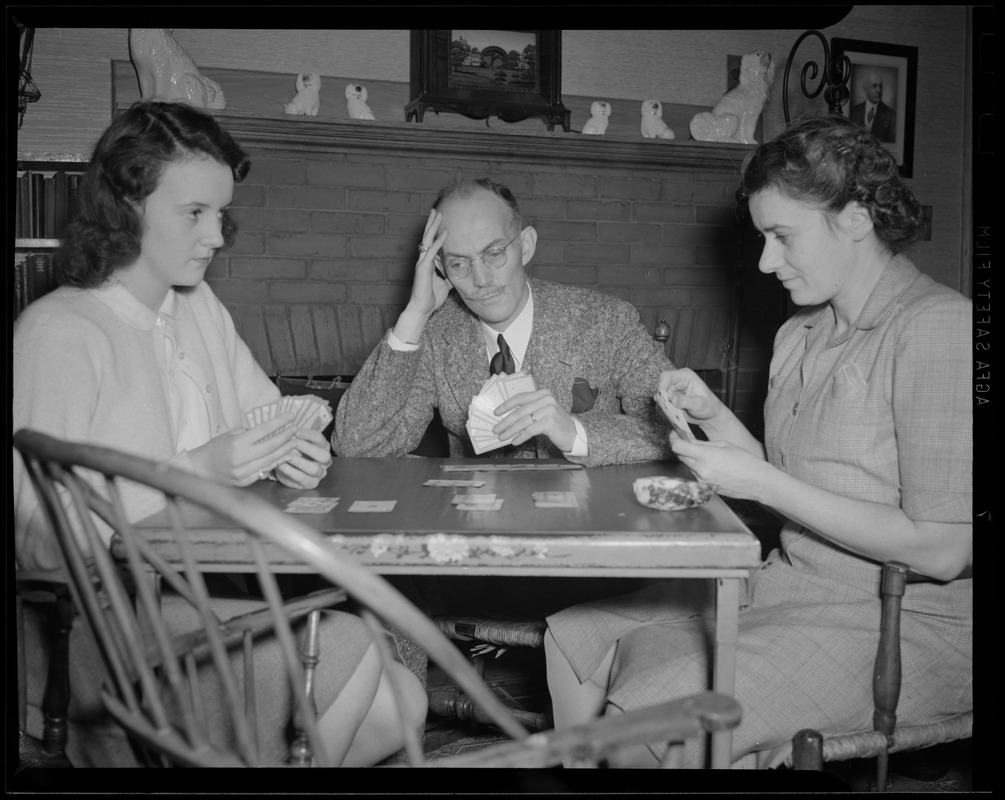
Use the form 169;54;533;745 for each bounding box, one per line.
482;281;534;365
853;255;918;330
91;281;185;330
800;255;918;333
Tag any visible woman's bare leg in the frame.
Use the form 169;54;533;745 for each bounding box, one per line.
338;660;427;767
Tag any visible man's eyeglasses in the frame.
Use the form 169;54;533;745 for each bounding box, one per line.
434;232;522;279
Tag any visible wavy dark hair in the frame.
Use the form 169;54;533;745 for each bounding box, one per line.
432;178;525;233
56;101;251;287
738;114;925;253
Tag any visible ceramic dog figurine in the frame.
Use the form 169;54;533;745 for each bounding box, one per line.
284;72;321;116
129;28;226;110
581;101;611;135
345;83;375;120
689;51;775;145
640;100;675;139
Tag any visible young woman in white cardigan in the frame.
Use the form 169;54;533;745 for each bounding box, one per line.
13;101;426;766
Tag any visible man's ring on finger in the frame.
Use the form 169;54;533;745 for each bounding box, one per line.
418;244;429;253
530;413;537;423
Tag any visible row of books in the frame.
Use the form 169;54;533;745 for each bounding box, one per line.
15;168;84;240
13;251;60;320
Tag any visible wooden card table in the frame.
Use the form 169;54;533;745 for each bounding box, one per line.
135;457;761;767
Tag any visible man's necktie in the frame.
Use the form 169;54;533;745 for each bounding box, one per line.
481;333;533;458
867;106;875;125
490;333;516;375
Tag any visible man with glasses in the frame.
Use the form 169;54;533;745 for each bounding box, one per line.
332;178;676;467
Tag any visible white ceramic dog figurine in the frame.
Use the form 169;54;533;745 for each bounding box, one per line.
345;83;375;120
581;101;611;135
129;28;226;110
689;51;775;145
284;72;321;116
640;100;675;139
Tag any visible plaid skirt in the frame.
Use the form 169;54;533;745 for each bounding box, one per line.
546;528;972;768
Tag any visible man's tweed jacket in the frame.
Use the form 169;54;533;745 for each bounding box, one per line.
332;279;676;466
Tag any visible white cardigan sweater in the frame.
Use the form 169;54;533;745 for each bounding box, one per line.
12;280;280;570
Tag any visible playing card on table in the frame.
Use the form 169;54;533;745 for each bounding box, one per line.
654;389;696;444
532;491;578;508
423;479;487;488
451;493;497;505
347;500;397;513
455;498;504;511
285;497;340;514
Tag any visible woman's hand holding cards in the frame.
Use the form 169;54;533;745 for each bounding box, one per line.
656;368;723;426
274;428;333;490
189;413;299;487
655;367;773;500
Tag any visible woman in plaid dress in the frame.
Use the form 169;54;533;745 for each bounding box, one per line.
545;115;973;769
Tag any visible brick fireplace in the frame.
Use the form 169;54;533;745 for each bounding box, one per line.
203;114;783;433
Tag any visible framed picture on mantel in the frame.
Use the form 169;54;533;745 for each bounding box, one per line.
832;37;917;178
405;29;571;132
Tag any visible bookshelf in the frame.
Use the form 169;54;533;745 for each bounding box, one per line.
14;154;88;320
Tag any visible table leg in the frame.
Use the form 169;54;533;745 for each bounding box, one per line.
711;576;741;769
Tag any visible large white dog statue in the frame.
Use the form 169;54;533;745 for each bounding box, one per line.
689;51;775;145
129;29;227;110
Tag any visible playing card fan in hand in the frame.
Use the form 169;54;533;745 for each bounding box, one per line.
465;371;536;454
245;394;333;443
654;387;696;444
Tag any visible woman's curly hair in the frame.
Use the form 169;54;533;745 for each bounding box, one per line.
738;114;925;253
56;101;251;287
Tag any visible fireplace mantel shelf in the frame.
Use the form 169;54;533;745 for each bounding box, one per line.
110;62;750;174
203;109;751;173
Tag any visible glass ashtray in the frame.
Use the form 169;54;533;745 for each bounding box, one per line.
633;476;714;510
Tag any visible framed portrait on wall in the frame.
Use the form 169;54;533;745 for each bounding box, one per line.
832;38;918;177
405;30;571;131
